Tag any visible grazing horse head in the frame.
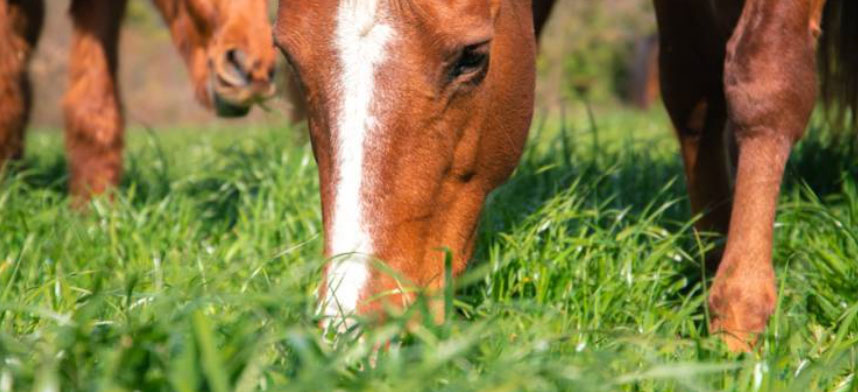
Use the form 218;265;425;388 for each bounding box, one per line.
275;0;536;328
153;0;278;117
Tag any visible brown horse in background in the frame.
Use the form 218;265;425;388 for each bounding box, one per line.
0;0;276;201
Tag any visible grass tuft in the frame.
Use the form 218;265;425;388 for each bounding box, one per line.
1;112;856;391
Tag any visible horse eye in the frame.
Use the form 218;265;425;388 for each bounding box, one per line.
449;43;490;83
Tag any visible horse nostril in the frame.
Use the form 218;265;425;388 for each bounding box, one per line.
267;67;276;82
220;48;251;87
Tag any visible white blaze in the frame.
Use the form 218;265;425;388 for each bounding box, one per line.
322;0;394;330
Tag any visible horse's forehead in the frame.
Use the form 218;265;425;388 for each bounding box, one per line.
293;0;493;30
394;0;496;46
277;0;495;67
410;0;493;17
216;0;267;12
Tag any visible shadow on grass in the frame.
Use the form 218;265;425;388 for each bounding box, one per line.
2;116;855;242
785;123;858;195
466;115;857;324
120;129;291;230
0;152;69;195
480;118;856;248
2;129;289;235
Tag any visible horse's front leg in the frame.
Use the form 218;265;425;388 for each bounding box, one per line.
64;0;128;202
711;0;823;351
0;0;43;167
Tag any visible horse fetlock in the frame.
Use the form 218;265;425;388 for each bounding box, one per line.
708;267;776;351
0;133;24;165
67;149;122;202
65;114;123;200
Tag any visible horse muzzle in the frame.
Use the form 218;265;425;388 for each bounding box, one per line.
209;48;277;118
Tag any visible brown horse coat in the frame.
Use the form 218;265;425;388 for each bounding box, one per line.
275;0;536;330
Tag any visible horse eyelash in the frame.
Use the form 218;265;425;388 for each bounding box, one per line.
447;43;490;84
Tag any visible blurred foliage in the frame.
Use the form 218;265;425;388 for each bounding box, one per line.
120;0;656;106
124;0;160;31
539;0;657;105
118;0;655;108
123;0;280;28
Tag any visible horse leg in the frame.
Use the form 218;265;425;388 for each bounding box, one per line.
0;0;43;167
64;0;127;201
710;0;822;351
654;0;735;265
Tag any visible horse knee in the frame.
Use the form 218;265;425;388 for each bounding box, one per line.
723;11;818;144
62;91;124;189
725;70;814;144
63;0;124;156
63;80;124;198
62;0;126;199
63;95;123;151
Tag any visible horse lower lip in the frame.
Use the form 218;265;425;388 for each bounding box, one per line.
217;69;250;89
217;76;249;90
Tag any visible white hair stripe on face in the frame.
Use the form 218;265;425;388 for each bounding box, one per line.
321;0;395;331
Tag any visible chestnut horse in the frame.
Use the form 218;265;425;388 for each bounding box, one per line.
0;0;276;200
274;0;857;351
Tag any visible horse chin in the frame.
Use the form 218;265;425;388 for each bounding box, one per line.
204;75;250;117
212;93;252;118
206;70;277;118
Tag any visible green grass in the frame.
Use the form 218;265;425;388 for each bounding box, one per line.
1;109;857;391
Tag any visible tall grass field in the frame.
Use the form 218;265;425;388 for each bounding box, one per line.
1;109;856;391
